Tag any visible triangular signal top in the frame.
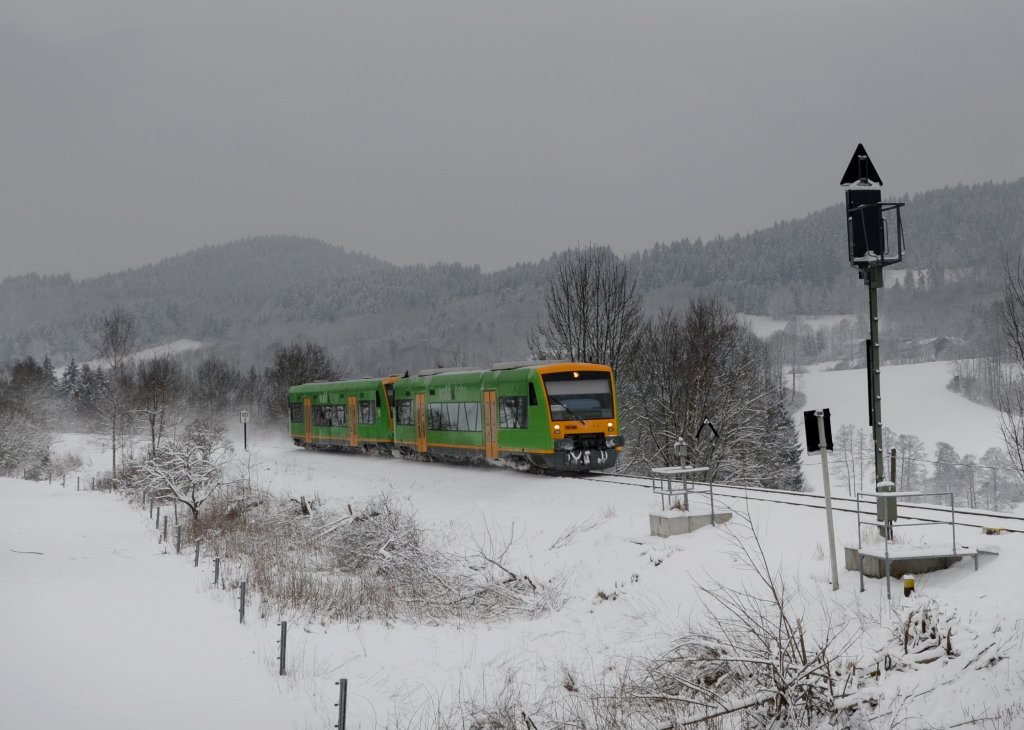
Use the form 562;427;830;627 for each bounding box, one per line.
840;143;883;186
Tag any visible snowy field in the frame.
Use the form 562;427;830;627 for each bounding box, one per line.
798;360;1004;492
4;403;1024;728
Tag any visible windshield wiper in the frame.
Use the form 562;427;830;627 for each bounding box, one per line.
547;394;587;426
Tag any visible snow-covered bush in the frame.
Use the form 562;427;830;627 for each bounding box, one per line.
189;491;563;625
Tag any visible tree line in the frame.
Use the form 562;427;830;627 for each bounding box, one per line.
0;309;337;480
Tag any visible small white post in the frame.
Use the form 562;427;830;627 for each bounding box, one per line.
817;411;840;591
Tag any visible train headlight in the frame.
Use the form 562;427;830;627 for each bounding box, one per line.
607;422;614;432
554;424;561;434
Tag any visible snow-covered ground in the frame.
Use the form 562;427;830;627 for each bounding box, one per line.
798;360;1004;491
4;393;1024;728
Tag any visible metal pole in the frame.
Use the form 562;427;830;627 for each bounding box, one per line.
868;267;886;485
155;505;161;529
817;412;840;591
950;493;957;556
175;525;182;554
278;621;287;676
244;422;248;452
213;557;220;586
709;482;717;527
194;541;200;567
335;679;348;730
149;497;154;518
162;515;168;542
239;581;246;623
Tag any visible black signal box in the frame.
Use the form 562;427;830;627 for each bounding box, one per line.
847;187;884;262
803;409;834;453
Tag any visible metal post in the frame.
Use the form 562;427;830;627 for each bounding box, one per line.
335;679;348;730
817;411;840;591
213;557;220;586
244;422;248;452
239;581;246;623
867;266;888;511
890;448;897;485
278;621;287;676
162;515;168;542
709;482;717;527
950;493;957;556
175;525;182;554
194;541;200;567
155;505;161;529
149;497;154;518
62;475;66;488
77;477;80;491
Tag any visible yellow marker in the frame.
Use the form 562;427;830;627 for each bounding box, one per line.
903;574;916;598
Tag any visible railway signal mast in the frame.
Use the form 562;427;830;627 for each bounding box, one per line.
841;144;906;534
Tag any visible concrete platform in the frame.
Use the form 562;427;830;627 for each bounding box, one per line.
843;545;978;579
650;510;732;537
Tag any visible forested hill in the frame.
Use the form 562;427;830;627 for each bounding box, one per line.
2;176;1023;371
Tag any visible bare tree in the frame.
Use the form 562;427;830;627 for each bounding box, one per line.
88;307;137;479
136;420;235;522
529;245;644;373
999;259;1024;481
622;299;803;490
134;355;184;457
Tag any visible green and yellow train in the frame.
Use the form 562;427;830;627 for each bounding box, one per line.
288;361;623;471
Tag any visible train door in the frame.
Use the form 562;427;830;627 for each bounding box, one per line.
302;398;313;444
415;393;427;453
347;396;359;447
482;390;498;459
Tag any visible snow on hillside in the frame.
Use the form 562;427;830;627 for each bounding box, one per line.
62;338;207;374
739;313;856;338
798;360;1004;491
4;424;1023;728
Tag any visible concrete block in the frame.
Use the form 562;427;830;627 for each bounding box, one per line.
650;510;732;537
843;546;969;579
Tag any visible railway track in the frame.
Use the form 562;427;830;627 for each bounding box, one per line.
575;472;1024;535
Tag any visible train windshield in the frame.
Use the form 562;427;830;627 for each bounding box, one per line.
542;371;614;421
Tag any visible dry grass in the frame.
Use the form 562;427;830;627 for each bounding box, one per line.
187;490;562;625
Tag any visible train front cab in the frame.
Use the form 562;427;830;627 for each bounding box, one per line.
528;363;623;472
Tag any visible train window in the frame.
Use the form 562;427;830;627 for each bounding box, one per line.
542;371;614;421
334;405;347;426
359;400;376;424
396;399;414;426
427;402;481;431
289;403;303;424
499;396;528;429
528;382;538;406
313;405;331;427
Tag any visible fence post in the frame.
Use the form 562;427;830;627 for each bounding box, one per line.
239;581;247;624
162;515;168;542
278;621;287;676
155;506;161;530
149;496;154;518
62;475;66;488
175;525;182;554
213;557;220;586
194;541;200;567
335;679;348;730
77;477;80;491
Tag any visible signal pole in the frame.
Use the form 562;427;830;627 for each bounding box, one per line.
841;144;905;534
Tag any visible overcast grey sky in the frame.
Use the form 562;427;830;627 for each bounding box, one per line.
2;1;1022;278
